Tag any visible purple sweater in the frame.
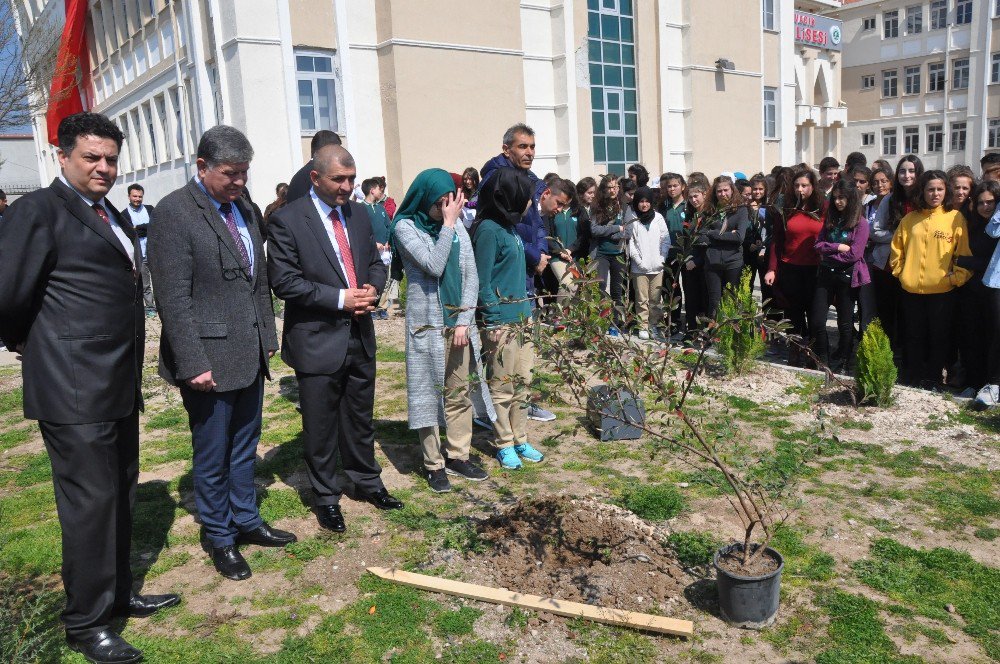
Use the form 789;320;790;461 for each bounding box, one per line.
814;220;871;288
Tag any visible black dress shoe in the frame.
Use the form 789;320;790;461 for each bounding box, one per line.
115;593;181;618
211;545;252;580
362;488;404;510
67;630;143;664
239;523;298;547
316;504;346;532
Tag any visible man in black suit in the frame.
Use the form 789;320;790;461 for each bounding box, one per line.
284;129;342;203
125;183;156;316
267;144;403;533
0;113;179;664
148;125;295;582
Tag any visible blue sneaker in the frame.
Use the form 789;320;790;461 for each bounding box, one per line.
496;447;523;469
514;442;544;463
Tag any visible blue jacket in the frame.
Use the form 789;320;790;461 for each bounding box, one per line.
480;154;548;297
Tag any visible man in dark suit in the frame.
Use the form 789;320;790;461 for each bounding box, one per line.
267;144;403;533
285;129;342;203
148;125;295;582
0;113;179;664
125;183;156;316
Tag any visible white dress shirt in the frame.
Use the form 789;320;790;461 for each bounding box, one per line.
59;175;135;266
310;187;353;310
195;176;254;273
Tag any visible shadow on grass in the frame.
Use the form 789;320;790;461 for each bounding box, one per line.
130;480;177;593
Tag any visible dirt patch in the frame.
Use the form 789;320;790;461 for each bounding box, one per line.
466;496;691;614
716;545;781;577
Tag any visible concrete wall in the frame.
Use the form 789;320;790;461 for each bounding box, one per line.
0;137;42;188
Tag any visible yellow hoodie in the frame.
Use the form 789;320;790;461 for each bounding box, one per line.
890;206;972;294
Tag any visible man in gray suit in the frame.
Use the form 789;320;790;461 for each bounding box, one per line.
148;126;296;581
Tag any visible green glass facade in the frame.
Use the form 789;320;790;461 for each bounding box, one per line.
587;0;638;176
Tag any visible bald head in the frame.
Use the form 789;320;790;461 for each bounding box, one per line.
310;144;357;207
313;144;355;175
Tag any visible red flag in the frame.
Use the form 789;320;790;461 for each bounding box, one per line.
45;0;91;146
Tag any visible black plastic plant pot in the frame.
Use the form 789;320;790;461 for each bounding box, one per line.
713;543;784;629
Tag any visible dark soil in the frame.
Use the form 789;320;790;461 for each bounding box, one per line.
715;545;782;577
468;496;691;613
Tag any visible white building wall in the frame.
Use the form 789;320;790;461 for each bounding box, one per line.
338;0;388;183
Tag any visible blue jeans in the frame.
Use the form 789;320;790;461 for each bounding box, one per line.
181;373;264;547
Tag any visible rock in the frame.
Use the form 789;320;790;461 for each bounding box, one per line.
847;519;857;526
677;482;690;488
530;629;538;637
946;604;956;614
528;618;540;627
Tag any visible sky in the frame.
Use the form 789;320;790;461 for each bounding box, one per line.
1;9;36;134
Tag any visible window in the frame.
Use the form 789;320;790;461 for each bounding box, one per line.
882;69;898;97
931;0;948;28
884;9;899;38
903;126;920;153
928;62;945;91
953;58;970;89
906;5;923;33
862;132;876;147
862;74;876;89
955;0;972;24
762;0;775;31
927;124;944;151
142;102;158;164
992;53;1000;83
882;128;898;155
989;119;1000;148
763;87;777;138
951;121;967;151
588;0;637;175
996;0;1000;16
862;16;877;30
904;66;921;94
295;51;339;133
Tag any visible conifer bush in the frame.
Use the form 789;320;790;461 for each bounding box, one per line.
716;270;767;375
855;319;896;406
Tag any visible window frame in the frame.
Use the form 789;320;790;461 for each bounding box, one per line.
294;49;340;135
762;0;776;31
862;132;876;147
883;9;899;38
904;65;921;95
905;4;923;34
882;127;898;155
927;124;944;152
928;62;946;92
955;0;973;24
903;126;920;153
989;119;1000;148
992;53;1000;84
951;121;967;151
953;57;970;90
882;69;899;98
763;86;778;139
930;0;948;28
862;16;877;30
861;74;876;89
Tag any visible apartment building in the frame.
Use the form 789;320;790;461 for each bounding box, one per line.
13;0;836;208
832;0;999;171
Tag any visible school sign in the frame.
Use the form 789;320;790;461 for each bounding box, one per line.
794;11;842;52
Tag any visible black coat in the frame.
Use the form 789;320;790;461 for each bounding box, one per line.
126;203;155;237
0;179;144;423
148;179;279;392
285;160;314;204
267;196;387;375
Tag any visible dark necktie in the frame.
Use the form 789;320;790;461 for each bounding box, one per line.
219;202;251;270
329;208;357;288
92;203;110;224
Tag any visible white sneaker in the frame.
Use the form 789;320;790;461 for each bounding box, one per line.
637;329;650;341
973;384;999;410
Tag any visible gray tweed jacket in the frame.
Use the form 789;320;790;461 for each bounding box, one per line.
147;179;279;392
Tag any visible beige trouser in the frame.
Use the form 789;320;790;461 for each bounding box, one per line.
632;271;664;329
378;279;399;312
418;331;475;470
550;260;577;298
481;327;534;449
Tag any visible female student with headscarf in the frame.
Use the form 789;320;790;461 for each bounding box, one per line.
473;168;546;470
890;170;972;387
626;187;670;340
703;175;750;319
390;169;496;493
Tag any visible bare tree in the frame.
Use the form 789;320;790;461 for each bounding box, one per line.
0;0;63;133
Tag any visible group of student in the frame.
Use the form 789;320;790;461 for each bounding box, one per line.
515;151;1000;409
376;127;1000;493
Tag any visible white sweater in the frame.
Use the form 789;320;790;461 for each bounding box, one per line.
627;211;671;274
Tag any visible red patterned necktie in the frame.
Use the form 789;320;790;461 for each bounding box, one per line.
329;208;357;288
219;202;251;270
92;203;111;224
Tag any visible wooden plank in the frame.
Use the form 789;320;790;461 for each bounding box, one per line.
366;566;694;639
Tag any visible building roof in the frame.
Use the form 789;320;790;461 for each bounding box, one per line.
0;134;35;140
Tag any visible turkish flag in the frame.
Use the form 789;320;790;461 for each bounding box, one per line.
45;0;91;146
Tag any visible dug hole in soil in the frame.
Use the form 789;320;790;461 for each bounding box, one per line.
462;496;693;615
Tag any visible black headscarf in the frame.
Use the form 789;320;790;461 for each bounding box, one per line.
632;186;656;224
475;168;533;229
